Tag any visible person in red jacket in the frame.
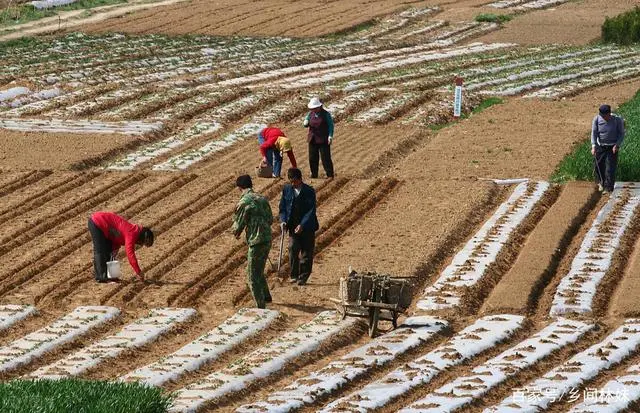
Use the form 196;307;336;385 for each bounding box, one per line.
88;211;154;283
258;126;297;178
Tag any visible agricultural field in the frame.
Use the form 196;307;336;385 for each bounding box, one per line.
3;0;640;412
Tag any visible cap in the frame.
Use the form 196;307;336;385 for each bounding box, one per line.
599;104;611;116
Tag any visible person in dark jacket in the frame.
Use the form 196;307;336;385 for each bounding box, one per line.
591;104;625;194
88;211;154;283
279;168;319;286
303;97;334;179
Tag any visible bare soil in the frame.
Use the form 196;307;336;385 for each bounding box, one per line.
482;181;597;315
2;1;640;411
77;0;435;37
610;220;640;318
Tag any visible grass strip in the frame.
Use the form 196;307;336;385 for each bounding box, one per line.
0;0;126;28
552;88;640;182
0;378;173;413
475;13;512;24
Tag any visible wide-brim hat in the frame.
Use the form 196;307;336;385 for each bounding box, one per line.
308;97;322;109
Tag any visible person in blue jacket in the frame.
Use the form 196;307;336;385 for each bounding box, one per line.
279;168;319;286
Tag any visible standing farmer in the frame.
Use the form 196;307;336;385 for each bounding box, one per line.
279;168;319;286
303;97;334;179
88;211;154;283
258;126;297;178
591;104;625;194
232;175;273;308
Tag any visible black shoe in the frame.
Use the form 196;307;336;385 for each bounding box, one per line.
289;278;298;284
310;175;318;179
297;278;308;286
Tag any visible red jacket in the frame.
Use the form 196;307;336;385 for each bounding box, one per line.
90;212;143;274
259;127;286;157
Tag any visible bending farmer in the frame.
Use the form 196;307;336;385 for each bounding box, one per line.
279;168;319;286
232;175;273;308
88;211;154;283
258;126;297;178
591;104;625;194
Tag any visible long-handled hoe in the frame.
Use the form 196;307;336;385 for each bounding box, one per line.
594;151;605;191
277;225;285;279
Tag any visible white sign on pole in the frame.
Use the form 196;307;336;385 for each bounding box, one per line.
454;87;462;118
453;76;463;118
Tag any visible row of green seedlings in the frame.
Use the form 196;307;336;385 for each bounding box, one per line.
105;91;273;170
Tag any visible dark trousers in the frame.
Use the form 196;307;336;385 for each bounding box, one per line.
88;218;112;281
309;142;334;178
594;145;618;192
289;231;315;282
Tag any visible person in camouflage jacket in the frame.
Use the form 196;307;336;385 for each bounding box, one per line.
232;175;273;308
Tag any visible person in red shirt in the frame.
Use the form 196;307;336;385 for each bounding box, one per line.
258;126;297;178
88;211;154;283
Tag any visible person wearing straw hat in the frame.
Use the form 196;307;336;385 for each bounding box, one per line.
232;175;273;308
258;126;297;178
591;104;625;194
303;97;334;179
88;211;154;283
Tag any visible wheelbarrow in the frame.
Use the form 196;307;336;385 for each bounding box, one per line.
330;269;414;337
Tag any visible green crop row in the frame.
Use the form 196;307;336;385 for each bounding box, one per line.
0;379;173;413
602;6;640;45
552;88;640;182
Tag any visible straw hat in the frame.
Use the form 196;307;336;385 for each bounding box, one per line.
308;97;322;109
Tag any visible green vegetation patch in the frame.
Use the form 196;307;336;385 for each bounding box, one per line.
552;89;640;182
602;6;640;45
475;13;512;24
0;379;173;413
429;97;504;131
0;0;126;28
471;97;503;115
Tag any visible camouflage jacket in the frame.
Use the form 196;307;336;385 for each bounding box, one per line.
232;189;273;246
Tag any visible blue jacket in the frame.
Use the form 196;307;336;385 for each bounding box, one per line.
279;183;319;233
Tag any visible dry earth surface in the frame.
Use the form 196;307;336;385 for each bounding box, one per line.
3;0;640;412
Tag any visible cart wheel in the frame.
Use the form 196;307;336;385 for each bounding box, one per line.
333;302;347;320
368;306;380;337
